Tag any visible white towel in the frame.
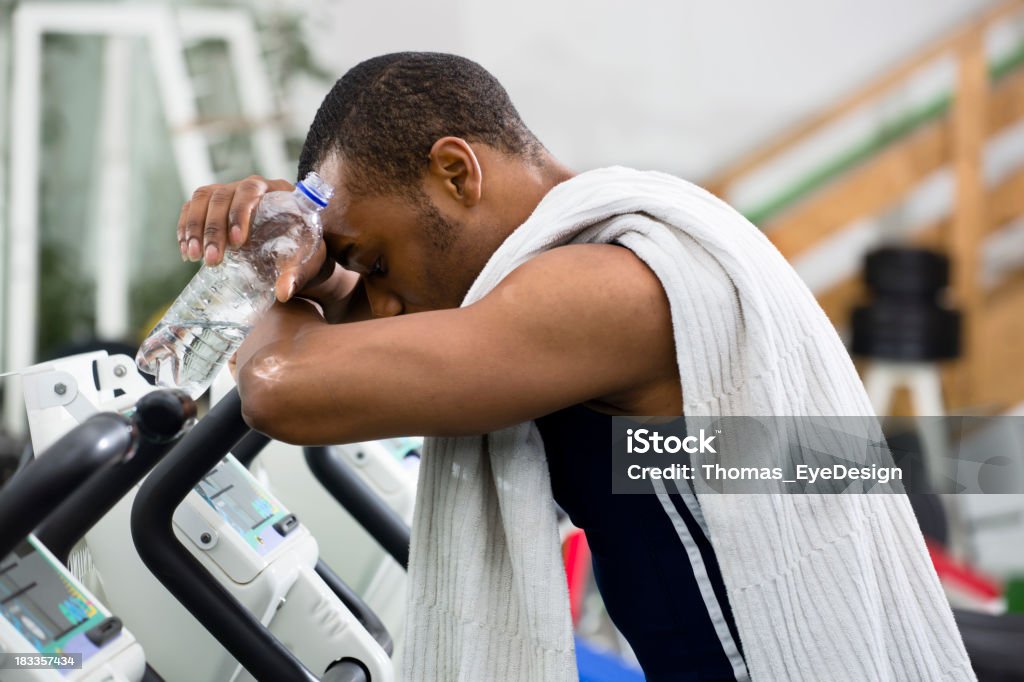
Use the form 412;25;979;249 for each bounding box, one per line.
403;167;975;681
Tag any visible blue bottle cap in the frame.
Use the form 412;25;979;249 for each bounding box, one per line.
296;172;332;208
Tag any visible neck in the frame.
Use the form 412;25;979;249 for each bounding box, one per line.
450;152;574;304
496;152;575;235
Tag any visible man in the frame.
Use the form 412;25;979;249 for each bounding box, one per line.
177;53;972;681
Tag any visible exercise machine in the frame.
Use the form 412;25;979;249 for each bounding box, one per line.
245;436;416;655
132;388;396;681
16;352;395;681
0;388;194;681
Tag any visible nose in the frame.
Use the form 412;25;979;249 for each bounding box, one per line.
364;280;404;318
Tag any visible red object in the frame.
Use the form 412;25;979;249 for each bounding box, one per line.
563;529;592;626
927;540;1002;600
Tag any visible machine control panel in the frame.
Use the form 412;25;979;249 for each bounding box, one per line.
0;538;120;675
195;456;295;557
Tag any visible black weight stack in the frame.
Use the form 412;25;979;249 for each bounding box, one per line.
851;247;961;360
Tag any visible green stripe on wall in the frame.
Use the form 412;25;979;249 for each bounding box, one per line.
740;44;1024;227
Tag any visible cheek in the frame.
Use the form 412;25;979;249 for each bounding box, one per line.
382;249;436;312
388;251;457;312
423;250;472;309
390;226;467;311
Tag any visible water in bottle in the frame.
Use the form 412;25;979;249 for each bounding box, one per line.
136;172;333;398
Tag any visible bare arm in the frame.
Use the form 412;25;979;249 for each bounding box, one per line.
236;243;679;444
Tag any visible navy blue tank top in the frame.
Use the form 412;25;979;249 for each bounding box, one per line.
536;405;746;681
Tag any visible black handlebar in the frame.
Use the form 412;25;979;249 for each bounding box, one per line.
130;389;320;682
315;559;394;656
35;390;196;563
303;446;410;570
231;429;272;468
0;413;135;559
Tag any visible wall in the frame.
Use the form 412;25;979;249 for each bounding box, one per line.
295;0;998;179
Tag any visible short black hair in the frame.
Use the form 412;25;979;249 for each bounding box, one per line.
297;52;543;197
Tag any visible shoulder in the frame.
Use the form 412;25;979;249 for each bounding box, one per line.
473;243;679;413
487;243;669;320
471;243;677;393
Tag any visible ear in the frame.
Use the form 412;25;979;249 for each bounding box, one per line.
427;137;482;207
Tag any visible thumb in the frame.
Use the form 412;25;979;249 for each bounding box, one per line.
274;268;304;303
274;241;329;302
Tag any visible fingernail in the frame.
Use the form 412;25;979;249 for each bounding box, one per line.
287;278;297;300
187;238;201;261
229;225;242;246
205;243;219;263
179;241;187;261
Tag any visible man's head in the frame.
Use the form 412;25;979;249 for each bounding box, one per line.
298;52;572;315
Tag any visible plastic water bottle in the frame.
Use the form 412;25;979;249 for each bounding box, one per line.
136;172;333;398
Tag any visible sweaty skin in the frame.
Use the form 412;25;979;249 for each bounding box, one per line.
177;138;681;445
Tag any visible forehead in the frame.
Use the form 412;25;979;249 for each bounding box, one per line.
314;155;418;239
315;155;352;216
315;157;366;239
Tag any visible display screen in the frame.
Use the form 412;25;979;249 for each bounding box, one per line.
0;537;111;672
195;456;292;556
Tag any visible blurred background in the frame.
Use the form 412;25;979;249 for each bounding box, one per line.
1;0;1022;410
1;0;1024;678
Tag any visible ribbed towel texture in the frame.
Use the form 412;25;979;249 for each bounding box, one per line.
402;167;976;681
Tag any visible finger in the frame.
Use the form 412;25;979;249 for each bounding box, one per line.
176;201;190;261
203;185;234;266
274;241;327;303
184;186;215;261
227;175;269;248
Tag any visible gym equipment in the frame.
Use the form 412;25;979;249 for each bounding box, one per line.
0;413;134;558
35;390;195;564
855;248;962;515
0;390;192;681
302;446;410;570
852;246;961;361
232;437;409;641
245;434;416;656
17;351;395;682
131;389;388;681
956;607;1024;680
863;247;950;299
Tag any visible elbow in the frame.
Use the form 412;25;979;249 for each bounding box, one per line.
238;391;273;439
237;366;275;437
236;349;299;443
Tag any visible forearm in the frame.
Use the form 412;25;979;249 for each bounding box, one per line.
235;297;397;444
235;309;386;445
234;298;326;373
236;278;381;440
234;304;529;446
235;302;339;443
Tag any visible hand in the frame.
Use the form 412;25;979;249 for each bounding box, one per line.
178;175;331;302
298;260;363;323
178;175;293;264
